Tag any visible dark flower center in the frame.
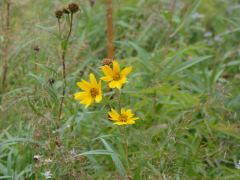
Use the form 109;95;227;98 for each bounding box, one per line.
119;114;128;122
90;88;98;98
113;73;121;81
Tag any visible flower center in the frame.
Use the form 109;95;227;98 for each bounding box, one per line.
90;88;99;98
113;73;121;81
119;114;128;122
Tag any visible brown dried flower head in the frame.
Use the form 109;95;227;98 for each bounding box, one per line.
55;10;63;19
68;3;79;13
102;58;113;66
48;78;55;86
63;7;70;14
90;0;96;7
33;45;40;52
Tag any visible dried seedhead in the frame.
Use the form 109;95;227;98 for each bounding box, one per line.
102;58;113;66
48;78;55;86
55;10;63;19
68;3;79;13
32;45;40;52
89;0;96;7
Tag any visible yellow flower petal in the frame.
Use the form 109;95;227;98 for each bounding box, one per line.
120;66;132;77
129;117;139;121
126;109;134;118
119;77;127;84
120;108;126;114
112;61;120;73
101;76;113;81
114;122;127;125
74;92;88;100
95;94;102;103
98;80;102;90
77;80;92;91
101;65;113;76
80;96;93;108
109;81;122;89
108;108;119;121
89;73;98;86
126;120;135;125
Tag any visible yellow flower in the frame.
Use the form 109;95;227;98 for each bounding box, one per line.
74;73;102;108
108;108;139;125
101;60;132;89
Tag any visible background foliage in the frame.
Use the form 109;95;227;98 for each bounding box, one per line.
0;0;240;179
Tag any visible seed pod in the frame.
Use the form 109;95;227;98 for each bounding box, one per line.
55;10;63;19
68;3;79;13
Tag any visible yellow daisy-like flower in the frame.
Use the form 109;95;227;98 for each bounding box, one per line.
108;108;139;125
101;60;132;89
74;73;102;108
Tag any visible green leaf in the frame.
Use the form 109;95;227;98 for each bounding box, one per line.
173;55;212;74
100;138;126;177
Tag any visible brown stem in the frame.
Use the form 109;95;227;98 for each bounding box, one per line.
58;18;61;38
57;53;66;125
66;13;73;43
1;0;11;92
106;0;114;59
57;13;74;124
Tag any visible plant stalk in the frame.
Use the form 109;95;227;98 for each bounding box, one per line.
106;0;114;59
1;0;11;92
57;13;74;124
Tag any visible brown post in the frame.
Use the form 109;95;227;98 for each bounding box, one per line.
106;0;114;59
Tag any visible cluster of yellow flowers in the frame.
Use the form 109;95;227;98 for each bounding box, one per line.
74;60;139;125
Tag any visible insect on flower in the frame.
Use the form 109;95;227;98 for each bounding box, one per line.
101;60;132;89
74;73;102;108
108;108;139;125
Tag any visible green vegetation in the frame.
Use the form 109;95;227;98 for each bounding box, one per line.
0;0;240;179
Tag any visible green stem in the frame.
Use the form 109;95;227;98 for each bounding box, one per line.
117;89;121;111
123;126;129;175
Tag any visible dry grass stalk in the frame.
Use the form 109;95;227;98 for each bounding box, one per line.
1;0;11;92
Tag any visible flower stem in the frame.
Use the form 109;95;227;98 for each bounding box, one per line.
57;13;74;125
117;89;121;111
122;126;129;176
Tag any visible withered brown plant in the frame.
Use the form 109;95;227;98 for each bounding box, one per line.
57;3;80;125
1;0;11;92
